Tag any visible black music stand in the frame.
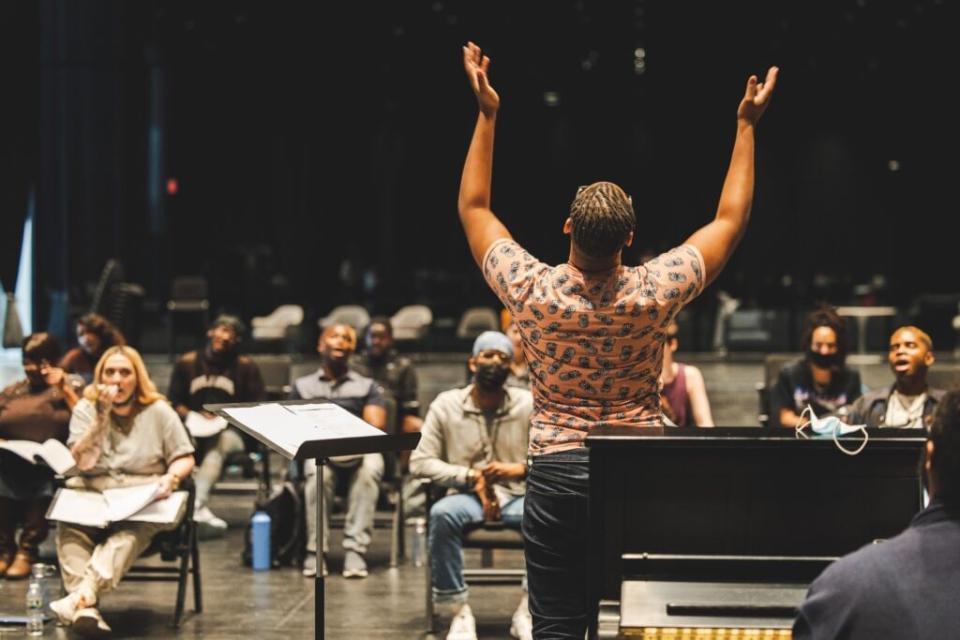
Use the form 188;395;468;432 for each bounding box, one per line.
207;399;421;640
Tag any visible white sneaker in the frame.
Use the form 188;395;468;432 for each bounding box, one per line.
73;607;112;638
510;597;533;640
50;592;82;626
194;505;228;539
301;552;328;577
446;603;477;640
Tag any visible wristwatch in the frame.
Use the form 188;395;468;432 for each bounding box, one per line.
465;468;477;487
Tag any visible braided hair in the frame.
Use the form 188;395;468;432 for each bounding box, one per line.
568;181;636;258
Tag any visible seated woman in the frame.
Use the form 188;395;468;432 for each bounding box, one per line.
50;346;194;638
59;313;126;385
660;321;714;427
0;333;80;578
772;306;863;428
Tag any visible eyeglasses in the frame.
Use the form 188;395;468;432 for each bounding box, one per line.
576;184;632;205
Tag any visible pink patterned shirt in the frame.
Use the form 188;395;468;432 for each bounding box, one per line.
482;239;705;456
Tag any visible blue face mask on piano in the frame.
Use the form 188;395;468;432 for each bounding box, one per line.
795;405;869;455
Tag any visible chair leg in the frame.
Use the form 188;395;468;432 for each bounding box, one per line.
396;481;405;561
425;517;435;633
191;527;203;613
389;489;400;568
173;541;190;627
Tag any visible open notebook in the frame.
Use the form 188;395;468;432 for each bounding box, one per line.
46;482;188;528
0;438;76;475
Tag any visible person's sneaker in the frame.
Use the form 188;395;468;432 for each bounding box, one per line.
194;505;228;540
446;603;477;640
50;592;83;626
73;607;112;638
301;552;328;578
510;596;533;640
342;550;368;578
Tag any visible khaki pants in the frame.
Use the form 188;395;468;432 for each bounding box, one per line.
56;474;184;604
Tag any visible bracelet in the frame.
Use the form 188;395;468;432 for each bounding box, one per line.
166;473;181;490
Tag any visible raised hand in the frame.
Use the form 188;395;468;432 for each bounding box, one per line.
462;41;499;117
737;66;779;124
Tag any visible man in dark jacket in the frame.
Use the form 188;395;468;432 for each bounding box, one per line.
845;326;944;429
793;388;960;639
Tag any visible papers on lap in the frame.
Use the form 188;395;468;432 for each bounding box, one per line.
222;402;384;458
0;438;76;475
47;482;187;528
185;410;229;438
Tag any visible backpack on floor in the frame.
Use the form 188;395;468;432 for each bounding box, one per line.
241;479;305;568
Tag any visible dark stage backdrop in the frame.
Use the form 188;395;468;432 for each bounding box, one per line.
10;1;959;329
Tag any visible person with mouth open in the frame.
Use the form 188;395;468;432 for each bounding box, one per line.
51;345;195;638
290;322;387;579
845;325;945;429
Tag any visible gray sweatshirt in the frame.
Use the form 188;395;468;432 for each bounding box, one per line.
410;384;532;502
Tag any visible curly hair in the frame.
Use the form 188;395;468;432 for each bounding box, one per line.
77;313;126;350
568;181;636;259
801;306;848;362
22;332;62;364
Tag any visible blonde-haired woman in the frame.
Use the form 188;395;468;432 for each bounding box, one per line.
50;346;195;638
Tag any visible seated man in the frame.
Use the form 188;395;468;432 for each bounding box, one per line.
793;389;960;639
659;321;714;427
168;315;265;535
410;331;533;640
353;316;423;447
292;323;386;579
845;326;945;429
51;346;195;638
772;306;863;428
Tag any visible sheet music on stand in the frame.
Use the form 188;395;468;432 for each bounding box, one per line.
206;399;421;640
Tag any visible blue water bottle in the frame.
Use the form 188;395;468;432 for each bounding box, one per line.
251;510;272;571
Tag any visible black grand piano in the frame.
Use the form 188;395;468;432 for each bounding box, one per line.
585;426;926;639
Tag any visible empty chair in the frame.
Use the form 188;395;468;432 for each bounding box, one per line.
166;276;210;359
318;305;370;332
252;305;304;340
391;305;433;341
455;307;499;339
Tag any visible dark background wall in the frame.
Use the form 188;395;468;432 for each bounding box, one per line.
1;1;956;336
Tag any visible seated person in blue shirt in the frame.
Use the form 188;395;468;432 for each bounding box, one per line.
290;323;387;579
793;389;960;639
772;306;862;428
845;325;945;429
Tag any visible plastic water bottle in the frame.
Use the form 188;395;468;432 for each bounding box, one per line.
25;564;45;636
251;510;272;571
411;517;427;567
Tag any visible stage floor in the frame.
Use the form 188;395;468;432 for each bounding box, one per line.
0;488;527;639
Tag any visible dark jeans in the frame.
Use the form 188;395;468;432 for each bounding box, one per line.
523;448;593;639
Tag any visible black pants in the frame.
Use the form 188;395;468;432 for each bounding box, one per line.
523;448;594;639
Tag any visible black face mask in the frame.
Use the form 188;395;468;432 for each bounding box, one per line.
475;363;510;391
808;350;841;369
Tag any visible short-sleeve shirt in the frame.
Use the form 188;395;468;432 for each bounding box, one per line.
771;359;862;425
68;399;195;477
482;239;705;456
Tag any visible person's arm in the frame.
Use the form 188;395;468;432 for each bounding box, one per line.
684;67;779;288
156;454;196;499
71;387;117;470
458;41;512;268
362;382;387;430
167;360;191;420
685;365;715;427
409;398;480;489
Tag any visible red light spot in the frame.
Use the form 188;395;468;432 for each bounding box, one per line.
166;178;179;195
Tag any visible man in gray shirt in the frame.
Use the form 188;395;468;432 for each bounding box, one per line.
410;331;533;640
291;323;386;579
